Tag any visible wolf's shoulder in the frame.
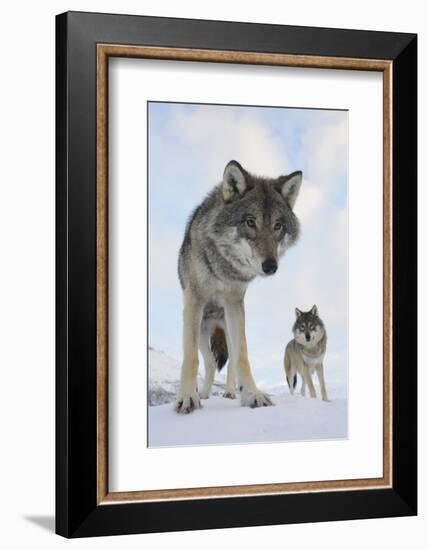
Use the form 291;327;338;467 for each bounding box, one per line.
183;184;220;232
178;183;222;261
192;184;222;220
285;338;298;352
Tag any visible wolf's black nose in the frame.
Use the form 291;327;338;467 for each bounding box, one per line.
262;259;277;275
305;334;311;342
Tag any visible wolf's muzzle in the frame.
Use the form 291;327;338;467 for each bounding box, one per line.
261;258;278;275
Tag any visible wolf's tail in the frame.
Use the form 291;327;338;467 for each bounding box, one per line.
210;326;228;371
286;373;297;390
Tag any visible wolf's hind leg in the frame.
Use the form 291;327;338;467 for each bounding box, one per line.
287;372;297;395
224;364;237;399
175;286;204;413
199;326;216;399
284;352;296;395
301;377;306;397
223;329;236;399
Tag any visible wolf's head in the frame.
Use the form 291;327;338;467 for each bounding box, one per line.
216;160;302;277
293;305;325;346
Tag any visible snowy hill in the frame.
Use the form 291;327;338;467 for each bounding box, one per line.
148;347;181;405
148;347;348;447
148;347;226;406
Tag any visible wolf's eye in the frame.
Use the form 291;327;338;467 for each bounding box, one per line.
274;222;283;231
300;325;305;331
246;218;256;228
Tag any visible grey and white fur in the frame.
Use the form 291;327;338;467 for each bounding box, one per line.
284;305;329;401
175;160;303;413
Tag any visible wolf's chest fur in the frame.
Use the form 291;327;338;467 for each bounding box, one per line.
296;333;327;370
299;346;325;368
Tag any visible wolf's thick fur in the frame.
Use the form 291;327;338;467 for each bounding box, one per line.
175;160;303;413
284;306;329;401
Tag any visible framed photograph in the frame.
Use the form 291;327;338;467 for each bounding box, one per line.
56;11;417;538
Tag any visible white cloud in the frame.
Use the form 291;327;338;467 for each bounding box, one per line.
149;228;182;288
303;114;348;183
294;177;323;222
171;107;291;186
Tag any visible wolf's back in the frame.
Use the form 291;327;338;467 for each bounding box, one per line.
177;187;220;290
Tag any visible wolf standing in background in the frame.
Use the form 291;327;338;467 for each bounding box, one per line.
175;160;303;413
284;306;329;401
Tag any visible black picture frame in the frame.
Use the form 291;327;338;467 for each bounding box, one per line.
56;11;417;538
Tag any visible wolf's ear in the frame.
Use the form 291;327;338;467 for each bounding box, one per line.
222;160;248;202
295;308;302;318
276;171;302;209
311;305;318;316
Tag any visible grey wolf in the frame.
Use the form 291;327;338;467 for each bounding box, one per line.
284;305;329;401
175;160;303;413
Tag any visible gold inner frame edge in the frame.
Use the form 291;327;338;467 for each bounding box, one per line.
96;44;393;505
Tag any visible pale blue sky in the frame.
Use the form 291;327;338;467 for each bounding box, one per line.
148;102;348;391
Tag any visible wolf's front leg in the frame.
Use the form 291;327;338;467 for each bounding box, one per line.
175;286;204;413
316;364;330;402
224;296;273;408
303;368;317;399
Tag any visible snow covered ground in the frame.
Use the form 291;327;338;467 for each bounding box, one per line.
148;347;348;448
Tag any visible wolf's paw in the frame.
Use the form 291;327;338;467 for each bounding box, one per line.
199;388;211;400
241;388;273;408
174;391;201;414
223;390;236;399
